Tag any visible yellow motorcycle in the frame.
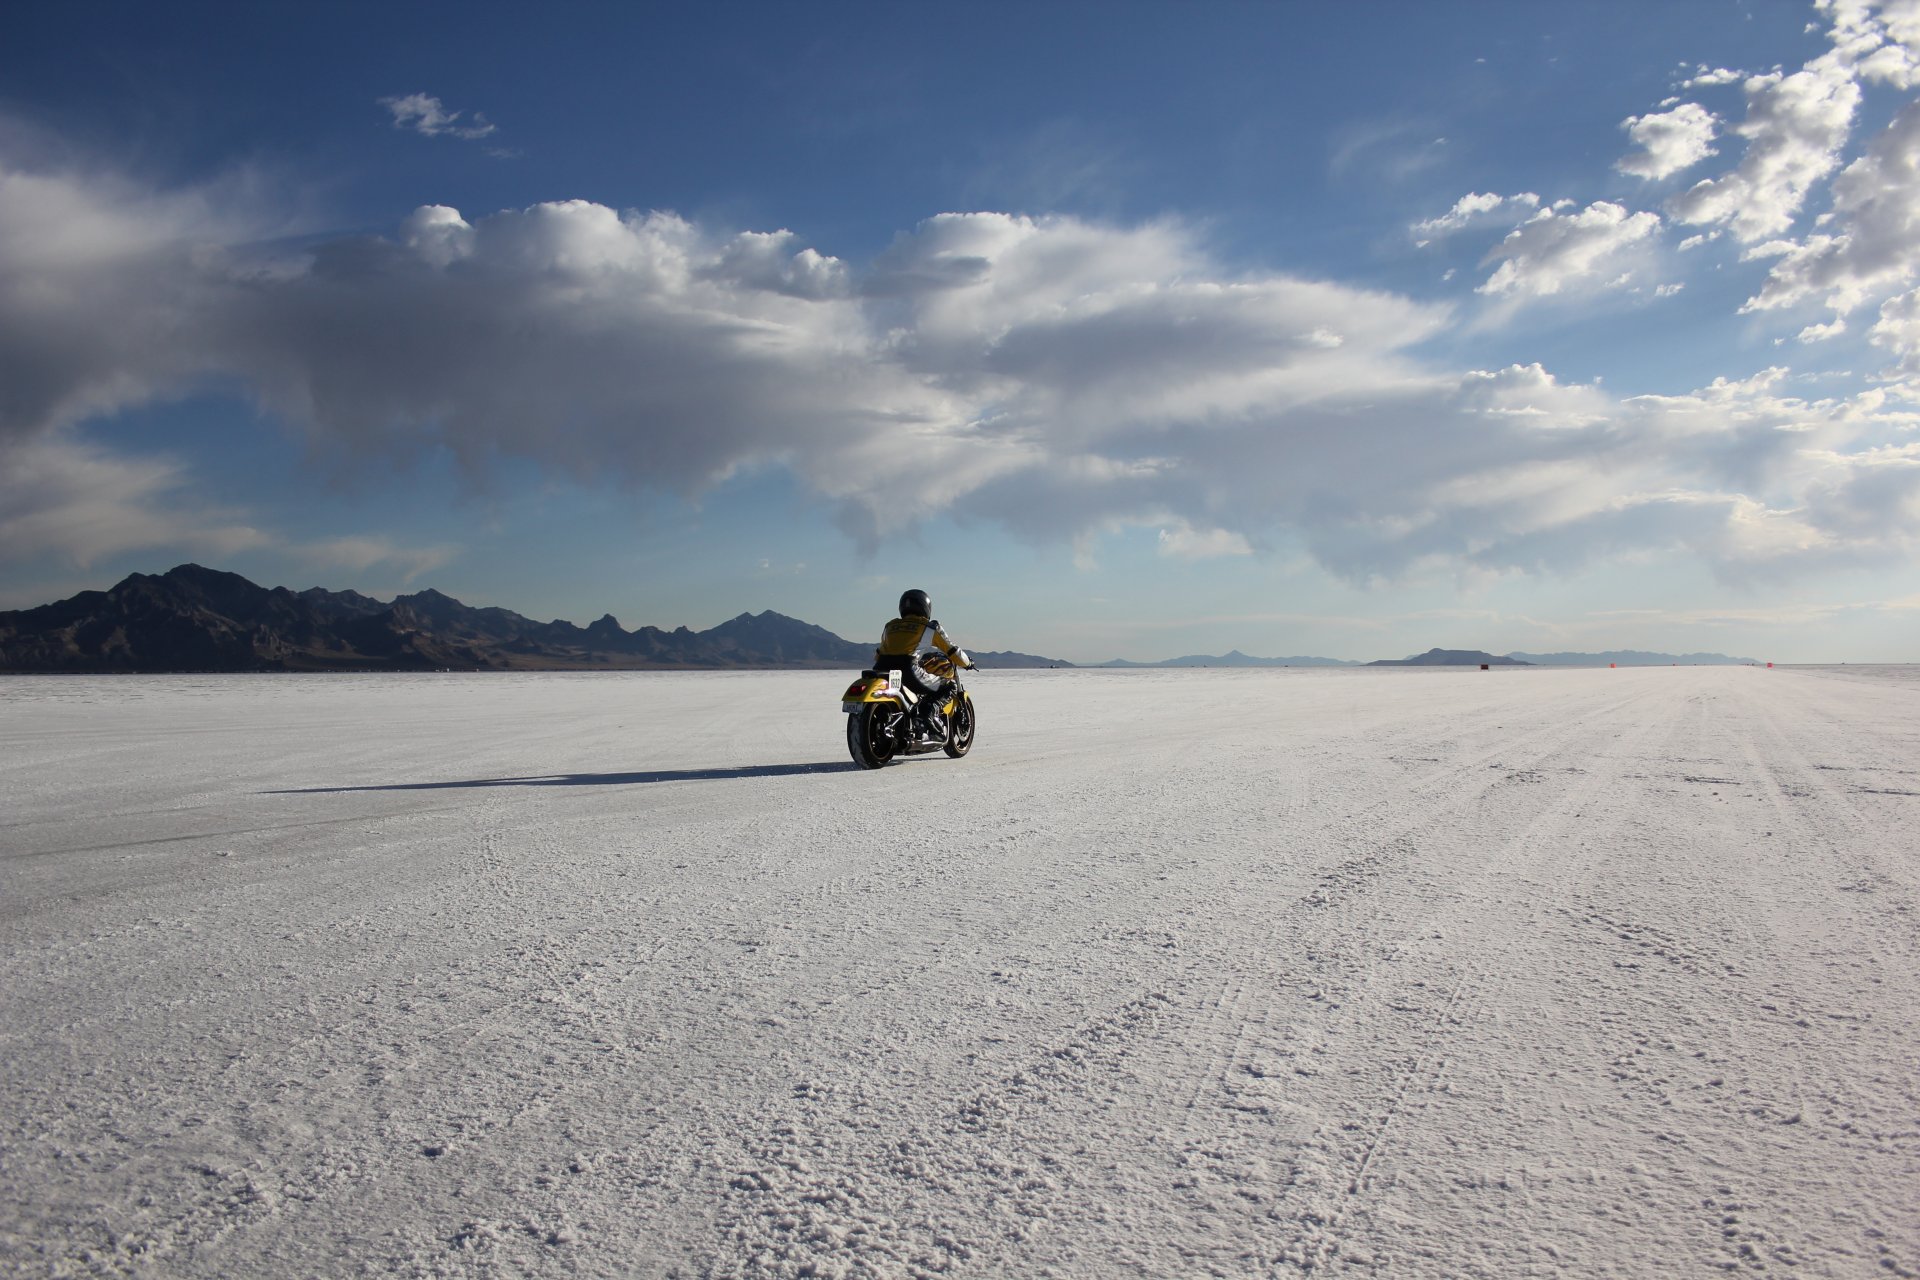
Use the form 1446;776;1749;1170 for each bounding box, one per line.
840;651;977;769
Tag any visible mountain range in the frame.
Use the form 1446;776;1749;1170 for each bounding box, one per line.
0;565;1765;673
0;565;1067;673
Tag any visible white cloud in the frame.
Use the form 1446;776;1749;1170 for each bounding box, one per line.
1618;102;1719;180
1668;59;1861;241
1684;66;1748;88
1740;100;1920;317
1156;522;1253;560
380;93;496;141
0;434;268;567
1798;442;1920;543
1869;284;1920;371
1476;202;1662;299
1410;192;1540;244
1659;1;1920;246
0;159;283;435
1819;0;1920;87
1640;4;1920;344
0;433;460;582
1;148;1915;587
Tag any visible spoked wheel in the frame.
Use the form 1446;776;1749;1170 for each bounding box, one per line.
943;692;976;758
847;704;900;769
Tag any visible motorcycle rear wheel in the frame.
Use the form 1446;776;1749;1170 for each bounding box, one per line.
943;692;976;758
847;704;898;769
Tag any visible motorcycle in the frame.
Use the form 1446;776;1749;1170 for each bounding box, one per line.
841;650;977;769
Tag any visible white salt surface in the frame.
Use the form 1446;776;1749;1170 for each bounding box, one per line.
2;666;1917;1278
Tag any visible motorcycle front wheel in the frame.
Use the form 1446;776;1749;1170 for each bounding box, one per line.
847;704;899;769
943;692;976;758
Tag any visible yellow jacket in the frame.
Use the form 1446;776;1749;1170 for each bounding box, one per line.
876;614;960;663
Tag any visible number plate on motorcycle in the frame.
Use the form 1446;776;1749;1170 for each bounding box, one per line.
886;669;901;694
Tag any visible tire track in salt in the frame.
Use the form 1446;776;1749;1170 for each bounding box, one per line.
150;788;637;1277
1533;678;1870;1275
1285;857;1613;1264
1249;680;1688;1274
1168;685;1654;1123
1276;673;1920;1278
1699;678;1920;1274
1171;683;1662;1117
958;691;1649;1270
964;675;1679;1273
1740;677;1920;938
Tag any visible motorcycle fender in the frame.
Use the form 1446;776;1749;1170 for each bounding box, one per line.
842;697;905;716
840;670;903;712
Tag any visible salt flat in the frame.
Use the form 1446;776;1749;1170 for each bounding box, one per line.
2;666;1916;1278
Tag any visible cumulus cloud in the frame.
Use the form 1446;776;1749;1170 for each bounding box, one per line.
1410;192;1540;244
1740;99;1920;318
1476;202;1663;299
1684;66;1748;89
380;93;496;141
1625;2;1920;350
1819;0;1920;87
1617;102;1719;180
1869;284;1920;371
1;148;1916;586
1583;1;1920;352
1667;60;1861;241
1656;1;1920;246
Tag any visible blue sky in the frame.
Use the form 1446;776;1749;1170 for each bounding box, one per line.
3;1;1918;663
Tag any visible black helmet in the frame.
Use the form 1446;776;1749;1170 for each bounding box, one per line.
899;588;931;618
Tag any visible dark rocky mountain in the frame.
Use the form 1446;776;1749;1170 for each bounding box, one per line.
0;565;1073;673
1369;648;1532;667
1098;649;1356;668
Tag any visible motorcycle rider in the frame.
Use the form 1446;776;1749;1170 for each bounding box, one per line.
875;588;972;741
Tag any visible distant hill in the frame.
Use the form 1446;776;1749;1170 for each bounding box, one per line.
1505;649;1760;666
1098;650;1357;668
1369;649;1531;667
0;565;1069;673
